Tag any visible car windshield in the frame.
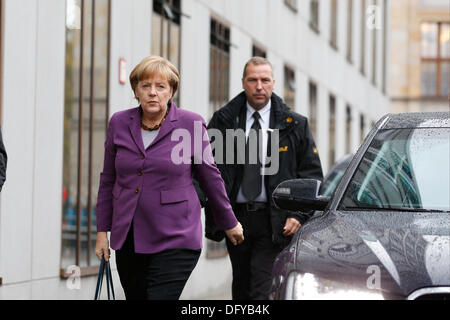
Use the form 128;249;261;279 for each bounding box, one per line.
340;127;450;212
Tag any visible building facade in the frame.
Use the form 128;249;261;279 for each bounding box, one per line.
0;0;390;299
390;0;449;113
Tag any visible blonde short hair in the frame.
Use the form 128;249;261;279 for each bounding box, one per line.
129;55;180;100
242;56;273;78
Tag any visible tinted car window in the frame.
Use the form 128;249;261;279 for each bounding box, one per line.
341;128;450;211
321;170;345;197
320;154;353;197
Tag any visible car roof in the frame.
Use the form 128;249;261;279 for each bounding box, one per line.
380;112;450;129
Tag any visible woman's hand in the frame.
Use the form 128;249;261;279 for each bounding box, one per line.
225;222;244;246
95;232;110;261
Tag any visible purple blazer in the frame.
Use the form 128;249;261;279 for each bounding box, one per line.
96;104;238;253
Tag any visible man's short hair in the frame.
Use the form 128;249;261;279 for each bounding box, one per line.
242;57;273;78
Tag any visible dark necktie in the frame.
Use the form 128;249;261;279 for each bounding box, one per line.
241;112;262;201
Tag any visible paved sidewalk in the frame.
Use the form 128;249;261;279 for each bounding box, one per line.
202;291;232;300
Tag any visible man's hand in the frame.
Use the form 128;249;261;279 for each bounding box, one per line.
225;222;245;246
283;218;301;237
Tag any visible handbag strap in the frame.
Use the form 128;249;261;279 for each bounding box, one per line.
94;257;106;300
105;259;116;300
94;257;116;300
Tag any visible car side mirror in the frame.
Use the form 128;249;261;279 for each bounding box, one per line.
272;179;330;212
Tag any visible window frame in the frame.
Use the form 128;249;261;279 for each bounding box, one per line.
60;0;111;278
345;105;352;154
309;81;318;140
284;0;298;13
329;94;336;169
310;0;320;33
284;64;296;110
360;113;366;143
151;0;182;105
360;0;366;75
420;21;450;98
347;0;354;63
206;16;231;259
371;0;378;86
252;43;267;58
381;0;387;94
209;17;231;114
330;0;338;50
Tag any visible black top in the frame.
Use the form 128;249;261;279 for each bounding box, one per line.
0;126;7;191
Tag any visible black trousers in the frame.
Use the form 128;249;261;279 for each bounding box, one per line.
115;226;201;300
226;205;283;300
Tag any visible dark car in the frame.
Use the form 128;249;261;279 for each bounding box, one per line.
320;154;353;197
270;112;450;300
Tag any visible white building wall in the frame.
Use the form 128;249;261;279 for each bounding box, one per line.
31;0;66;281
109;0;152;115
0;0;37;286
177;0;235;299
296;72;309;116
229;26;252;100
0;0;66;286
179;0;211;118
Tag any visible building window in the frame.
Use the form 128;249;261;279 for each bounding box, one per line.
284;65;296;109
310;0;320;33
347;0;353;63
330;0;338;49
421;22;450;97
329;94;336;169
252;44;267;58
309;81;318;140
62;0;110;275
371;0;377;85
360;113;365;143
207;17;230;259
284;0;298;12
209;18;230;113
381;0;387;94
346;105;352;154
152;0;181;104
360;0;366;75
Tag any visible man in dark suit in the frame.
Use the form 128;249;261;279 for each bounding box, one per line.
204;57;323;300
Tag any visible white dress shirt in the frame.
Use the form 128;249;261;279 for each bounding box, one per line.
236;101;271;203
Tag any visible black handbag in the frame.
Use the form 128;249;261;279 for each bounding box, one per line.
94;257;115;300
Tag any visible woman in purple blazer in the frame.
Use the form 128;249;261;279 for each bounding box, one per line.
94;56;244;300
